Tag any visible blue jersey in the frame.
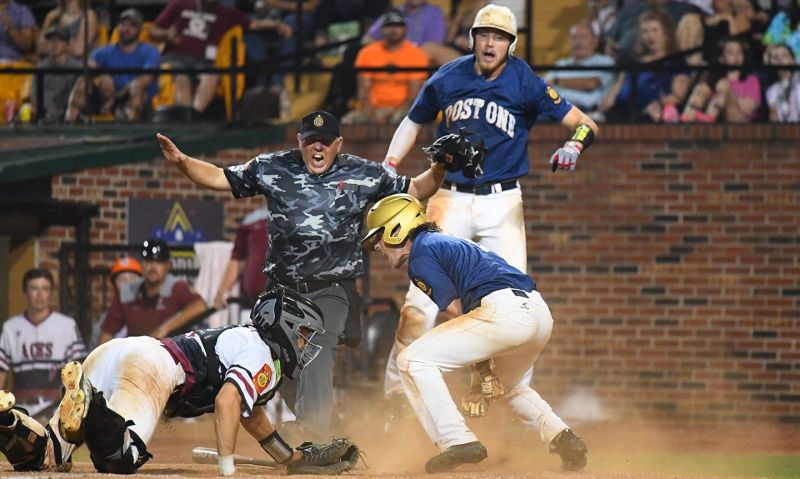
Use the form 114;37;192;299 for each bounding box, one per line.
407;230;536;313
408;55;572;185
91;43;160;97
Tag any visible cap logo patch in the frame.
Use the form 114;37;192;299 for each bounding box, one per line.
313;115;324;127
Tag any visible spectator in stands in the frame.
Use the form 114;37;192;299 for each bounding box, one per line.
605;0;699;62
0;268;86;420
544;22;615;120
245;0;293;88
30;26;81;123
149;0;290;116
213;207;270;314
680;37;760;122
763;2;800;61
422;0;487;66
38;0;98;59
364;0;447;59
0;0;36;62
342;9;428;125
263;0;321;54
588;0;638;45
764;43;800;121
65;8;160;123
599;9;691;122
99;239;207;344
676;0;763;65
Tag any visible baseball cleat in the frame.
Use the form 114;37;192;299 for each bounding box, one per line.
58;361;93;443
424;441;487;473
549;428;588;471
0;390;15;413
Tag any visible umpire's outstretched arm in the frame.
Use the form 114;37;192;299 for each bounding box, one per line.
156;133;232;191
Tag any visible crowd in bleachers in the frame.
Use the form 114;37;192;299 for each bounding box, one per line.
1;0;798;125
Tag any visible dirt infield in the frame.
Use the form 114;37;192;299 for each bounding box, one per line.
3;404;798;479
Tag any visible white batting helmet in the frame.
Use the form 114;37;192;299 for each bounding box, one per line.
469;4;518;55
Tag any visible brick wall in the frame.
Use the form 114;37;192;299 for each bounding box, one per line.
45;124;799;424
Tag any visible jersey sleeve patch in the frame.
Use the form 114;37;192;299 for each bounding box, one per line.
546;85;562;105
414;278;432;297
252;364;273;394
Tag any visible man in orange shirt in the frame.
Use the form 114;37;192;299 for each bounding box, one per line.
342;10;429;125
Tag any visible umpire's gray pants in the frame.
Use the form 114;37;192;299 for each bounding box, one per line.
287;284;348;438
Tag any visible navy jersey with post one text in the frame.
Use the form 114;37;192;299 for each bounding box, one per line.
408;55;572;185
407;230;536;313
224;149;409;282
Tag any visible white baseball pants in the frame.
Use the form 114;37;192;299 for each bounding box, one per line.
396;289;568;450
385;185;529;396
48;337;185;465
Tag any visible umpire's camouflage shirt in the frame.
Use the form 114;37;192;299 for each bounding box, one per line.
224;148;409;282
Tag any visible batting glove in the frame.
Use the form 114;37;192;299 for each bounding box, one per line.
549;141;582;172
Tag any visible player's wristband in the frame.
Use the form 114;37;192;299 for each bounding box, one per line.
218;455;235;476
568;124;595;152
259;431;293;464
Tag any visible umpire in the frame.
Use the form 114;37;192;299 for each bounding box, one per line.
156;110;445;439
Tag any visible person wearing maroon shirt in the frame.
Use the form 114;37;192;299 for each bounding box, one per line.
213;207;269;311
149;0;291;115
98;239;208;344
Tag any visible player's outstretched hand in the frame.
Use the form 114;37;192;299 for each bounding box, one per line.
156;133;185;166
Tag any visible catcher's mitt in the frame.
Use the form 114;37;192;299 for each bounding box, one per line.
423;128;485;179
287;437;360;475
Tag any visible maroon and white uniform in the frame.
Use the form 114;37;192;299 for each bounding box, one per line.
42;326;281;468
0;312;86;417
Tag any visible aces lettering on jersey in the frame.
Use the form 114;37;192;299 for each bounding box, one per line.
443;98;516;138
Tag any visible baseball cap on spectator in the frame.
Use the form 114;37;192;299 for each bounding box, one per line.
44;26;70;41
381;9;406;27
141;238;171;262
299;110;340;142
119;8;143;25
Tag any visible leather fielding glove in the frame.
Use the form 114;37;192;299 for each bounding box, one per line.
460;361;504;418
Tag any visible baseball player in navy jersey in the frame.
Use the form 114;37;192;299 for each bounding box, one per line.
381;3;599;407
363;194;588;473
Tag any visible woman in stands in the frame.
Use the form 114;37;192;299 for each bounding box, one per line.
37;0;98;59
598;9;690;123
680;37;761;122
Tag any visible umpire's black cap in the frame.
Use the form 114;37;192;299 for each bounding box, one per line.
141;238;170;262
299;110;340;142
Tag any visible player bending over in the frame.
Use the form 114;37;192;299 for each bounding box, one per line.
0;286;358;475
363;194;588;473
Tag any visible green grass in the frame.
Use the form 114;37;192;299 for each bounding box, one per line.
591;452;800;478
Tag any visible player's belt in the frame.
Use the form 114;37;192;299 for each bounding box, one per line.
443;180;518;195
283;279;342;294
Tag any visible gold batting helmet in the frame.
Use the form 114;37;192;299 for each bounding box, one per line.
469;4;518;55
362;194;427;248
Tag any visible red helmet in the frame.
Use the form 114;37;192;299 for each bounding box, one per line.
110;257;143;283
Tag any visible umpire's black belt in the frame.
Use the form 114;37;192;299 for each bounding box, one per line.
443;179;518;195
283;279;342;294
